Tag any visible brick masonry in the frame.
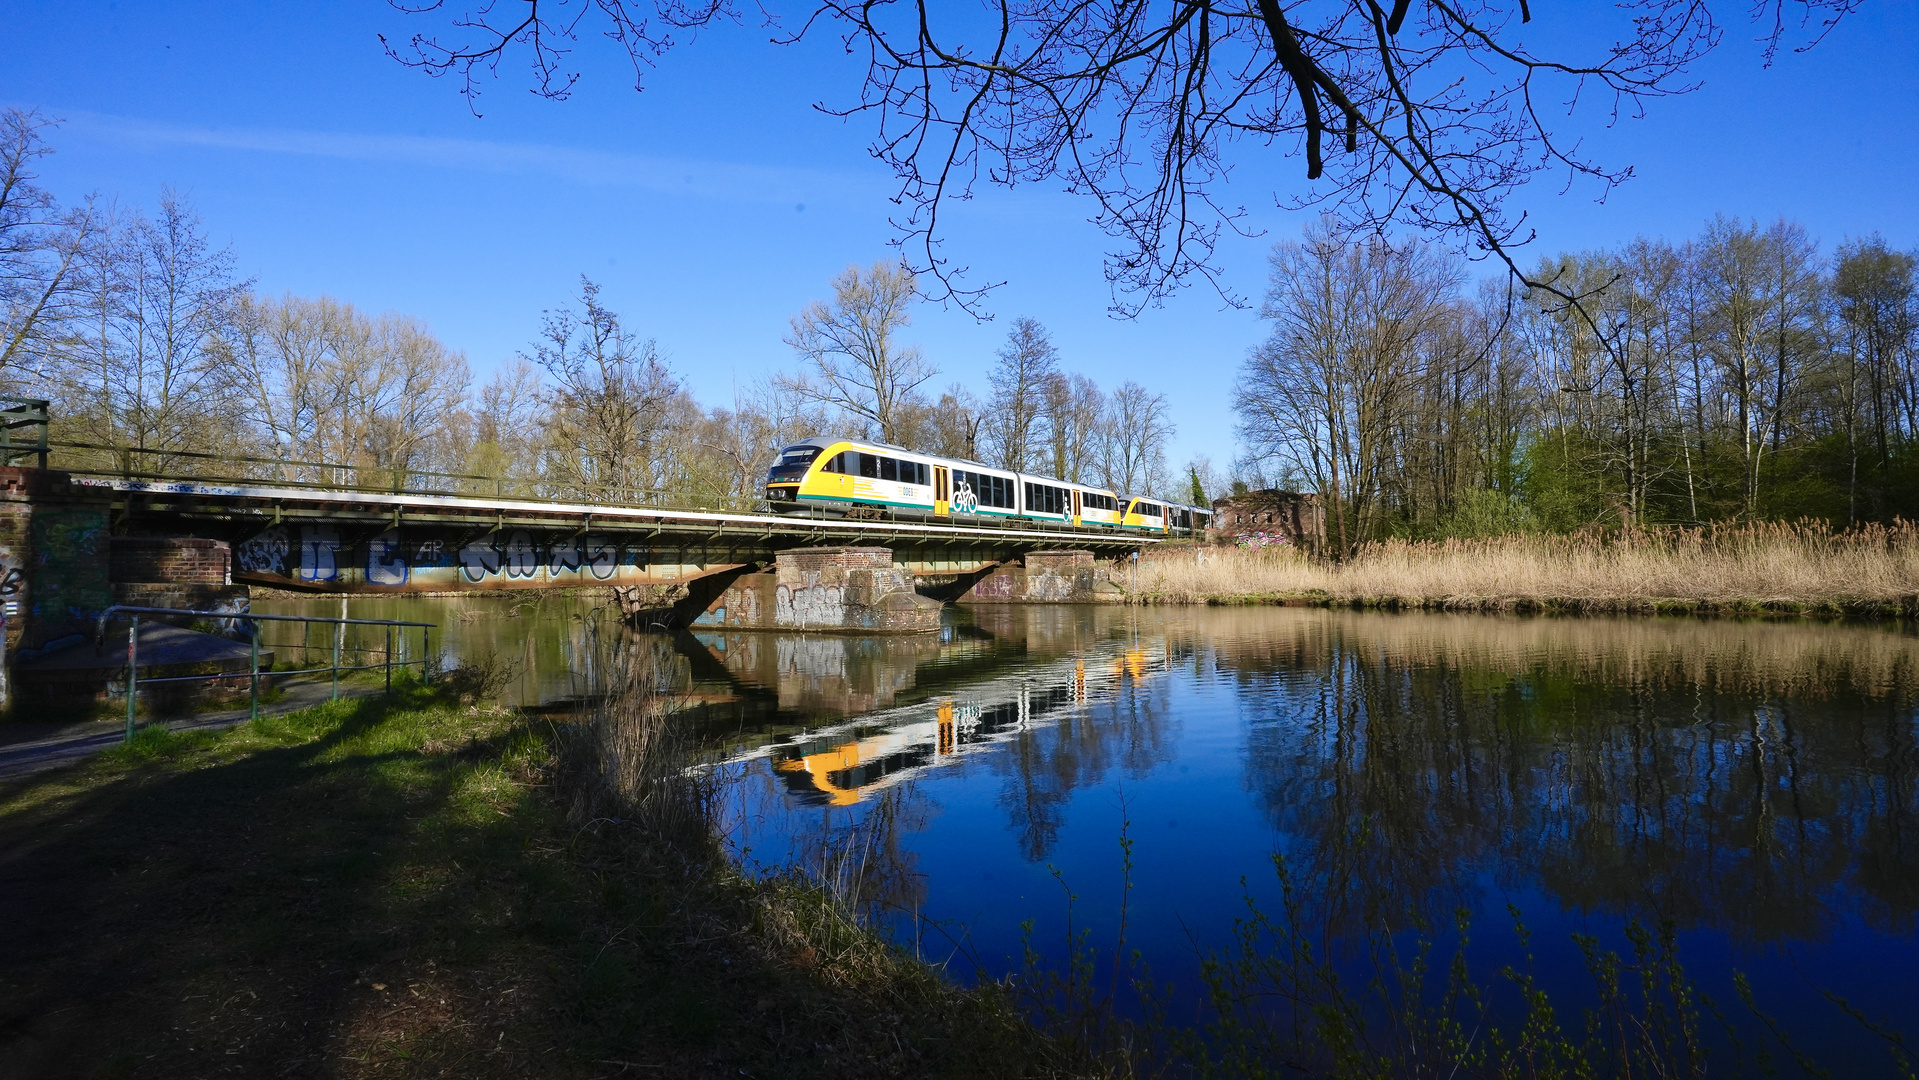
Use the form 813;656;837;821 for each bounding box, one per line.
110;537;232;585
1205;489;1326;551
0;468;116;654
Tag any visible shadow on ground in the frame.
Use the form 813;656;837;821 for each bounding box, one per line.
0;689;1059;1079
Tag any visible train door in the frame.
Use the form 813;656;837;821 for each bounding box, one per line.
1070;488;1082;528
933;466;950;517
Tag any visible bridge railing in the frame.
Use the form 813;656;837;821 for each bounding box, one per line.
46;439;1205;539
93;605;439;743
47;439;770;514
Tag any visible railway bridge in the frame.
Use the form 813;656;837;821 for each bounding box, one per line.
0;419;1164;653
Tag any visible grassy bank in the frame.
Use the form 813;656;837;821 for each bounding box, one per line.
0;678;1069;1079
1121;521;1919;614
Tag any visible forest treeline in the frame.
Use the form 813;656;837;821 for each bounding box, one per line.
8;106;1914;532
0;110;1181;507
1237;218;1919;553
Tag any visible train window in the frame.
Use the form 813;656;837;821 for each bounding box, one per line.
961;472;1012;508
879;457;898;481
779;447;819;465
1024;483;1064;515
914;461;929;485
858;453;879;478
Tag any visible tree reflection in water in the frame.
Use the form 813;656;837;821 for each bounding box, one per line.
699;607;1919;1070
1224;611;1919;941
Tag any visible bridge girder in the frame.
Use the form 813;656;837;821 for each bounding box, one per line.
88;478;1155;594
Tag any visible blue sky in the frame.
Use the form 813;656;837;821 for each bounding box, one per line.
4;2;1915;472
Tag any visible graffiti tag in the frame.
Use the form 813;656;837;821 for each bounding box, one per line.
234;526;290;575
297;525;340;582
367;530;408;587
458;535;501;582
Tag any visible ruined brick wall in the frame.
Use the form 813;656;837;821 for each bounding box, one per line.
110;538;232;585
1206;490;1326;551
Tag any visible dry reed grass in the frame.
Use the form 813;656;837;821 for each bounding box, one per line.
1152;604;1919;698
1121;521;1919;613
557;632;718;846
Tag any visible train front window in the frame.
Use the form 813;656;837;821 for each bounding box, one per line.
767;446;820;483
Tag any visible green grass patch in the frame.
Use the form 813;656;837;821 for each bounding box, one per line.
0;685;1069;1079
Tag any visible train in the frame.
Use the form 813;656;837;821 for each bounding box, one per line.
763;436;1210;535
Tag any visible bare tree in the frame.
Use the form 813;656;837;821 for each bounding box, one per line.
526;276;679;499
0;109;97;377
1690;215;1822;511
218;292;471;485
918;382;983;461
1042;372;1105;484
1101;381;1176;497
781;260;934;444
468;355;546;483
350;313;471;480
1236;219;1458;551
1832;237;1917;510
51;190;247;467
385;2;1855;314
982;316;1059;472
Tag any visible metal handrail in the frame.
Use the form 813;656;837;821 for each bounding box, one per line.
47;439;753;511
93;605;438;744
0;396;49;470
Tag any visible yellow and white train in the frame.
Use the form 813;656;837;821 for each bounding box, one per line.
763;437;1209;535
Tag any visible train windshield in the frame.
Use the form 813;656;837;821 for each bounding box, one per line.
767;446;821;483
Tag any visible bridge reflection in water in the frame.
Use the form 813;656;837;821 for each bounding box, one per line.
693;614;1165;807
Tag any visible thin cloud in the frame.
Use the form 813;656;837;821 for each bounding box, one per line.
42;107;879;206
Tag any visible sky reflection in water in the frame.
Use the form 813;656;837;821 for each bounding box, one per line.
705;606;1919;1075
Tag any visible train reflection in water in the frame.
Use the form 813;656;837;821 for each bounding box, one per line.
713;642;1165;807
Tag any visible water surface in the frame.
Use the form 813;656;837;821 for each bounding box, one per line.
258;596;1919;1072
709;605;1919;1074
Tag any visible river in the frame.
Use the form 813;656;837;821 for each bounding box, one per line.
257;594;1919;1074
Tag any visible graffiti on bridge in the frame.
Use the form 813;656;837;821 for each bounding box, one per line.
237;525;627;586
30;509;110;624
455;530;618;583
